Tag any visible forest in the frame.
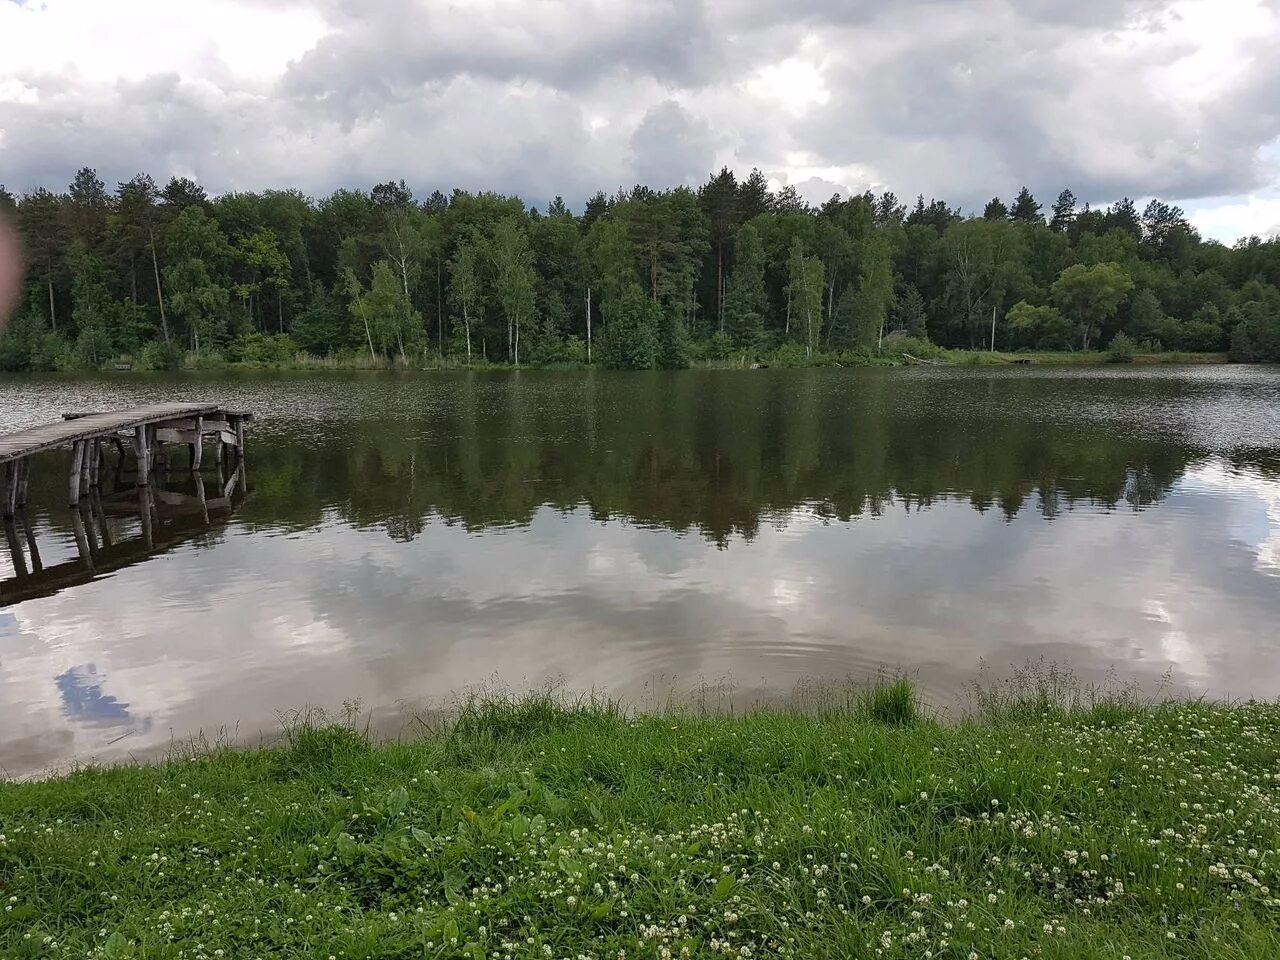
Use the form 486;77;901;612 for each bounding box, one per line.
1;168;1279;371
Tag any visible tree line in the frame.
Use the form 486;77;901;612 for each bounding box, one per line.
1;168;1278;371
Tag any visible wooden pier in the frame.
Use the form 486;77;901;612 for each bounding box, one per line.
0;403;252;606
0;403;251;514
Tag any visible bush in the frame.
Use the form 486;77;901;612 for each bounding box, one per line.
881;335;947;361
137;340;183;371
184;349;229;370
1106;332;1137;363
228;332;298;366
769;342;810;367
1228;323;1256;363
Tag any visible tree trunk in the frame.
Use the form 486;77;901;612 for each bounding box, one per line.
716;243;724;333
785;287;791;337
507;316;513;363
358;303;376;361
148;227;169;343
514;315;520;366
586;286;592;365
463;305;472;364
436;259;443;353
278;294;284;334
47;276;57;332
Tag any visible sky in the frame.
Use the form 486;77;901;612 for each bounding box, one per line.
1;0;1279;242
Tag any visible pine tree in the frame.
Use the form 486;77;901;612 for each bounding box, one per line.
895;283;929;337
1050;189;1077;233
1009;187;1042;223
723;222;767;350
737;168;771;222
983;197;1008;220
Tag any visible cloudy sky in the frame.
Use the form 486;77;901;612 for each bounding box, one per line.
1;0;1279;241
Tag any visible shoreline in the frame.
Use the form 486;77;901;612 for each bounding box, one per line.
0;348;1235;375
3;683;1278;957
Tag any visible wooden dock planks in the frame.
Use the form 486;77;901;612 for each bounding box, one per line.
0;403;220;465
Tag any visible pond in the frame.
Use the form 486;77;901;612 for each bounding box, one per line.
2;366;1279;775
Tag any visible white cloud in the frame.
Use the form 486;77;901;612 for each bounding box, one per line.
1187;194;1280;242
0;0;1278;236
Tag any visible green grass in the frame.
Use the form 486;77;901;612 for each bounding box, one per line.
2;682;1278;959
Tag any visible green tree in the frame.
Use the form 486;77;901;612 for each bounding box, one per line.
982;198;1008;220
1049;189;1076;233
164;258;229;353
1051;262;1135;350
490;219;536;364
700;167;740;331
894;283;929;337
17;188;65;331
602;284;660;369
788;241;825;359
1006;301;1072;349
114;174;170;342
723;222;767;350
235;229;291;332
940;219;1025;347
449;240;484;364
362;261;423;360
1009;187;1042;224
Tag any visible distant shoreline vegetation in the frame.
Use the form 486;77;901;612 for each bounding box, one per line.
2;168;1278;372
24;337;1230;373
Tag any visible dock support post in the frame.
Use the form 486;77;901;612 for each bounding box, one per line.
191;414;204;472
138;483;155;550
17;458;31;507
3;516;27;578
19;509;42;573
194;474;210;525
70;506;93;569
69;441;86;505
90;488;113;549
2;461;17;518
134;426;150;485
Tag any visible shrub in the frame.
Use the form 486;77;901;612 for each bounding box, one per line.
229;332;298;366
1106;332;1137;363
137;340;183;371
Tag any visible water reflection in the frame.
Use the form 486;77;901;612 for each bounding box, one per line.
0;367;1278;777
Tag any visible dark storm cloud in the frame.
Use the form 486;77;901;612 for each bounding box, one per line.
0;0;1276;221
280;0;718;114
629;100;717;188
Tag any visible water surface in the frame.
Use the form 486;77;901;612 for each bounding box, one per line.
2;367;1278;775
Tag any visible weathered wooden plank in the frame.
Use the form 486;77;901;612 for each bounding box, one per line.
1;403;220;465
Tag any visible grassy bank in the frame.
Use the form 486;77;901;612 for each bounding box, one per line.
2;687;1278;959
12;339;1230;374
